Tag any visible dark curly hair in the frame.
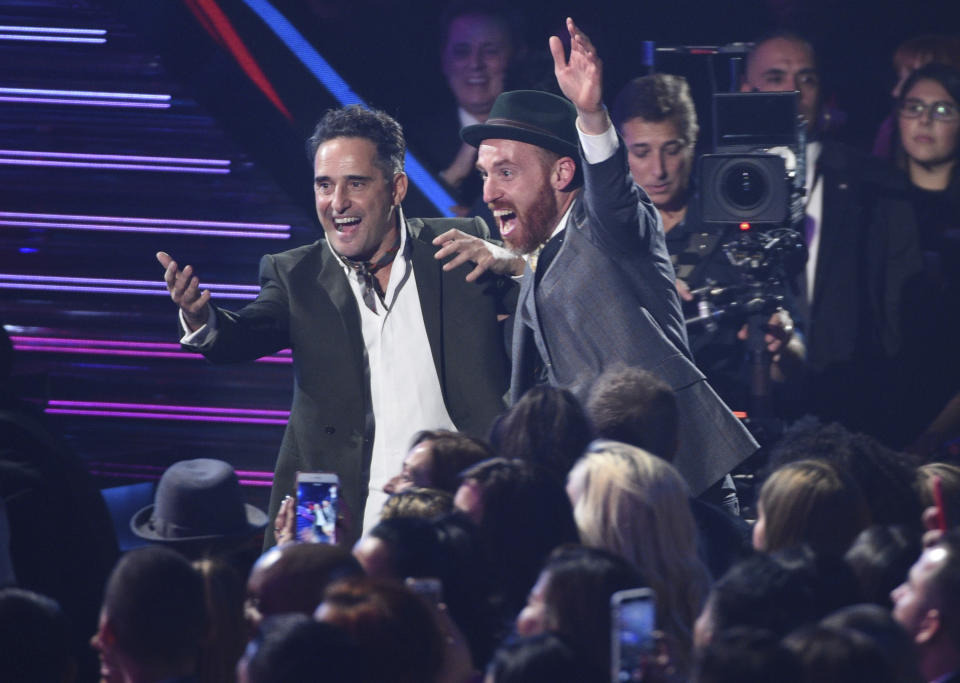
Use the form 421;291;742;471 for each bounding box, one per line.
306;105;405;180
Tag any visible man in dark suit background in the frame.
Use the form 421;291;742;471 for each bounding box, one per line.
435;18;757;501
741;33;924;444
158;105;513;545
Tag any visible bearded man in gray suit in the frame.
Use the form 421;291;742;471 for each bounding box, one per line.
434;18;757;498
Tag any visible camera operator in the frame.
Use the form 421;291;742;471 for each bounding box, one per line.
611;74;805;415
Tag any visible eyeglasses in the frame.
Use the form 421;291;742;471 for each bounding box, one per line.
899;98;959;122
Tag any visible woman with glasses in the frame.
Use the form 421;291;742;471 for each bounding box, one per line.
895;62;960;456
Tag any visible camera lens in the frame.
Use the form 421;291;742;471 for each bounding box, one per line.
722;163;768;209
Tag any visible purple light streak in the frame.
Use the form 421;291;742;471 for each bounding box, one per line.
0;211;289;230
0;220;286;239
0;87;169;100
49;400;289;417
47;409;288;425
0;34;106;44
0;150;228;165
0;283;255;298
1;273;258;290
0;159;228;173
0;25;107;35
0;97;170;108
90;461;274;479
10;335;292;364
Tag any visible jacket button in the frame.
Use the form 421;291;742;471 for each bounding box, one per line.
324;426;335;435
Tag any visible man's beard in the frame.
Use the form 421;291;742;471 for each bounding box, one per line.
498;184;558;256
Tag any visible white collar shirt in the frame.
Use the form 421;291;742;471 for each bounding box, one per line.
329;210;456;532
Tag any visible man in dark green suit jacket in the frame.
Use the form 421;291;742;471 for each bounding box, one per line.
158;106;513;545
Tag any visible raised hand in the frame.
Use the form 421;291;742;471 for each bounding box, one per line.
548;17;608;134
156;251;212;331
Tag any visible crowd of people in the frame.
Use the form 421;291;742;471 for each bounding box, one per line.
2;1;960;681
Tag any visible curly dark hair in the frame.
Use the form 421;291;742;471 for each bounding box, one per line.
306;105;405;179
611;73;699;148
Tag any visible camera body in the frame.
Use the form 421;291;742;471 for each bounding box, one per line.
699;91;803;225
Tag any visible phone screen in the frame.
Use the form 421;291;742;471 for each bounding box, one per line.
295;477;339;544
612;590;655;682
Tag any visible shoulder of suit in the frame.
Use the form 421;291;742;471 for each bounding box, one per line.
262;239;327;268
820;140;910;193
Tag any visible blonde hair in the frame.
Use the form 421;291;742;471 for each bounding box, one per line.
570;440;710;672
758;459;871;556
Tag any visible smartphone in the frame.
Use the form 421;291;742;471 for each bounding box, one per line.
933;475;948;532
295;472;340;544
405;577;444;606
611;587;656;683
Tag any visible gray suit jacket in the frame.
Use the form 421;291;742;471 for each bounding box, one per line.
510;141;757;495
193;217;514;544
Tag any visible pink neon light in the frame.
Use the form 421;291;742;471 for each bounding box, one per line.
0;97;170;108
89;470;272;486
0;274;258;290
0;211;289;230
11;345;292;363
0;283;255;298
0;150;229;165
49;400;289;417
0;159;230;173
47;408;288;425
89;461;274;478
9;335;291;354
0;87;168;99
0;34;106;44
0;220;287;238
0;25;107;35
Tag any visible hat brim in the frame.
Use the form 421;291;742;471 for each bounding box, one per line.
129;503;269;543
461;123;579;159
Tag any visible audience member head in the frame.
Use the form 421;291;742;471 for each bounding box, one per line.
244;542;362;633
485;632;603;683
489;385;593;480
567;440;710;673
306;104;405;179
516;544;644;676
611;74;699;212
822;603;923;683
585;366;679;460
891;530;960;681
695;548;859;648
741;32;820;128
754;459;871;556
783;623;896;683
353;515;442;579
455;458;579;615
891;35;960;98
768;421;921;530
845;525;922;608
92;546;206;682
194;558;246;683
238;614;357;683
692;627;802;683
0;588;75;683
897;63;960;187
316;576;445;683
381;486;454;520
439;1;522;121
384;430;493;495
129;458;268;560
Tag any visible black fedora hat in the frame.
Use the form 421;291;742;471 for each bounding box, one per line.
461;90;579;158
131;458;268;543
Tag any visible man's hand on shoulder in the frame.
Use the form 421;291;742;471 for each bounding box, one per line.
432;229;525;282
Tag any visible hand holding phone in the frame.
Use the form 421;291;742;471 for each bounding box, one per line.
295;472;340;544
611;587;655;682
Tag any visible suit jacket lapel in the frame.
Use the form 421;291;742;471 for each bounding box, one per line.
316;242;365;372
409;236;445;387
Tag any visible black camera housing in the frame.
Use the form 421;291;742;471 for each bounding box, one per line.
700;154;788;223
699;92;801;225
